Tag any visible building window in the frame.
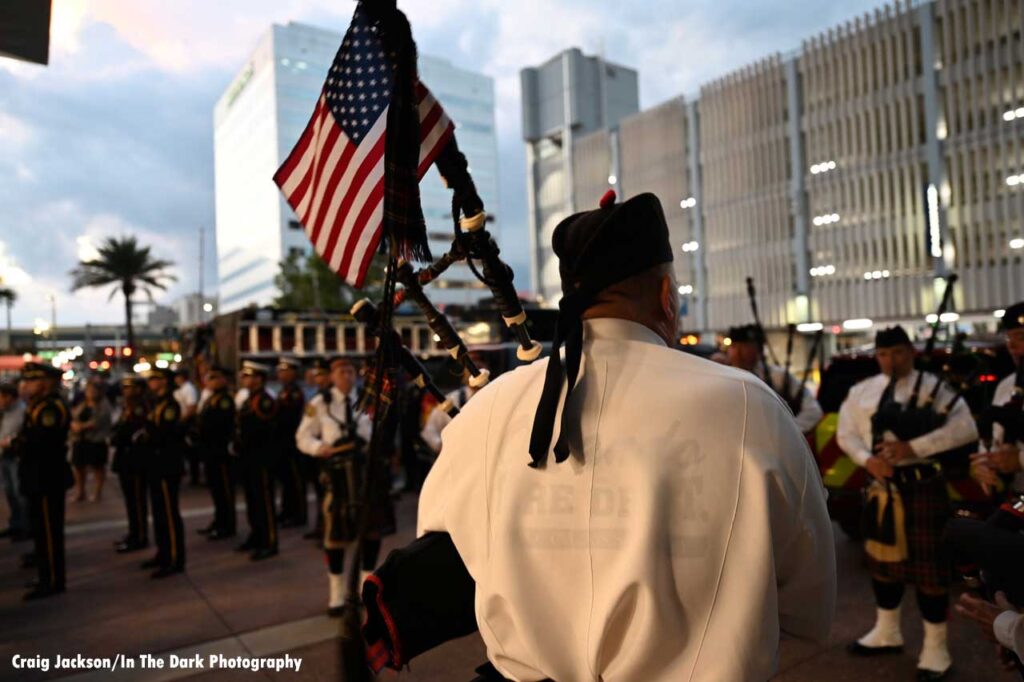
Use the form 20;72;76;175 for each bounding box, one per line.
288;219;303;230
288;247;305;260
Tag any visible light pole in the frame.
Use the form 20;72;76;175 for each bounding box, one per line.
46;293;57;348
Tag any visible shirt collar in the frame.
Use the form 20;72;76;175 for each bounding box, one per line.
583;317;668;348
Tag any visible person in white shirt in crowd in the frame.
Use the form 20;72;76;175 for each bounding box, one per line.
296;357;384;616
725;324;824;434
418;191;835;682
838;326;978;681
173;369;201;485
970;300;1024;494
421;357;489;456
0;382;28;540
234;370;251;410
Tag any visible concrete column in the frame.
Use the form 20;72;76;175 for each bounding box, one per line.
686;100;708;332
785;55;810;318
917;1;951;278
525;143;541;296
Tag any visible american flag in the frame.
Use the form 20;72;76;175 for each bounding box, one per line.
273;5;454;287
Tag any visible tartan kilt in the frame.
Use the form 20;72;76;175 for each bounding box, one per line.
866;474;951;590
320;456;396;550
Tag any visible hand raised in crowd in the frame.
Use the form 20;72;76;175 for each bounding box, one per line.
874;440;914;465
955;591;1011;643
970;454;1002;496
865;455;894;481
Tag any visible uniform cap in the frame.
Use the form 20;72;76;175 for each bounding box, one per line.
240;360;270;378
1000;301;1024;332
727;324;762;345
875;325;912;349
277;357;301;371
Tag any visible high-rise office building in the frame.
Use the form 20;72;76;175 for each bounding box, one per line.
520;48;640;303
214;22;500;312
525;0;1024;334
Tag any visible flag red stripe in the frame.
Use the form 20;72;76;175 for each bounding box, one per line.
291;104;331;219
300;121;343;225
418;103;443;146
418;121;454;178
274;98;323;188
352;222;383;285
308;138;357;248
338;182;384;278
320;133;386;269
285;101;328;210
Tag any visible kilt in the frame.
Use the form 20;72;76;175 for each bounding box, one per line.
321;454;396;550
866;471;951;590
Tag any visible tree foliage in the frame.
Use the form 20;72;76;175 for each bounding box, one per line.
273;251;385;311
69;236;176;348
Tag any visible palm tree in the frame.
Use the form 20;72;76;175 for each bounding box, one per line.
69;237;176;351
0;287;15;351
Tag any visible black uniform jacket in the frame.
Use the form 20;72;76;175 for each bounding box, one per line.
197;390;235;461
16;393;72;495
237;390;278;467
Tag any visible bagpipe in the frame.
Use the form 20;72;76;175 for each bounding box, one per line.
276;4;542;678
744;277;823;415
870;274;963;451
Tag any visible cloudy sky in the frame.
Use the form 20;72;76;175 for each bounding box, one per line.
0;0;884;328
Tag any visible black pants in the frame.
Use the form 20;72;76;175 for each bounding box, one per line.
205;458;235;533
245;464;277;550
149;477;185;570
118;471;148;543
28;492;65;590
277;450;307;523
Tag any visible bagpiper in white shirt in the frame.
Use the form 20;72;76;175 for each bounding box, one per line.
418;191;835;682
725;324;824;434
838;325;977;681
295;357;373;616
421;383;479;455
970;300;1024;495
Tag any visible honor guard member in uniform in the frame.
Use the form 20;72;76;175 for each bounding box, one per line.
111;375;149;553
15;362;71;599
275;357;308;528
296;356;376;616
196;366;236;540
140;368;186;578
303;357;332;541
726;324;824;434
236;361;279;560
970;300;1024;494
417;192;836;682
838;326;978;680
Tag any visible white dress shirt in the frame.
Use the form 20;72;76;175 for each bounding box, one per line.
990;372;1024;489
174;381;199;416
421;386;476;454
755;363;825;434
837;371;979;468
418;318;835;682
295;387;371;456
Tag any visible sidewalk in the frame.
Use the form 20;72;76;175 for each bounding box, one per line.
0;478;1016;681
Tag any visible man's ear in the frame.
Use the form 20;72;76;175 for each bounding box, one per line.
660;275;675;319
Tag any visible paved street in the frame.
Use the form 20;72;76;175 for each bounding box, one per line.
0;479;1017;681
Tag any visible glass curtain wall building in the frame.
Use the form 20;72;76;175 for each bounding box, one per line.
214;22;500;312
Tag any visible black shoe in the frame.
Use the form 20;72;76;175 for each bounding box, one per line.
846;641;903;657
207;529;236;541
235;537;256;552
249;547;279;561
140;557;161;569
327;604;345;618
116;540;148;554
197;524;214;536
113;534;131;546
281;518;305;529
23;585;64;600
916;667;950;681
151;566;185;579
